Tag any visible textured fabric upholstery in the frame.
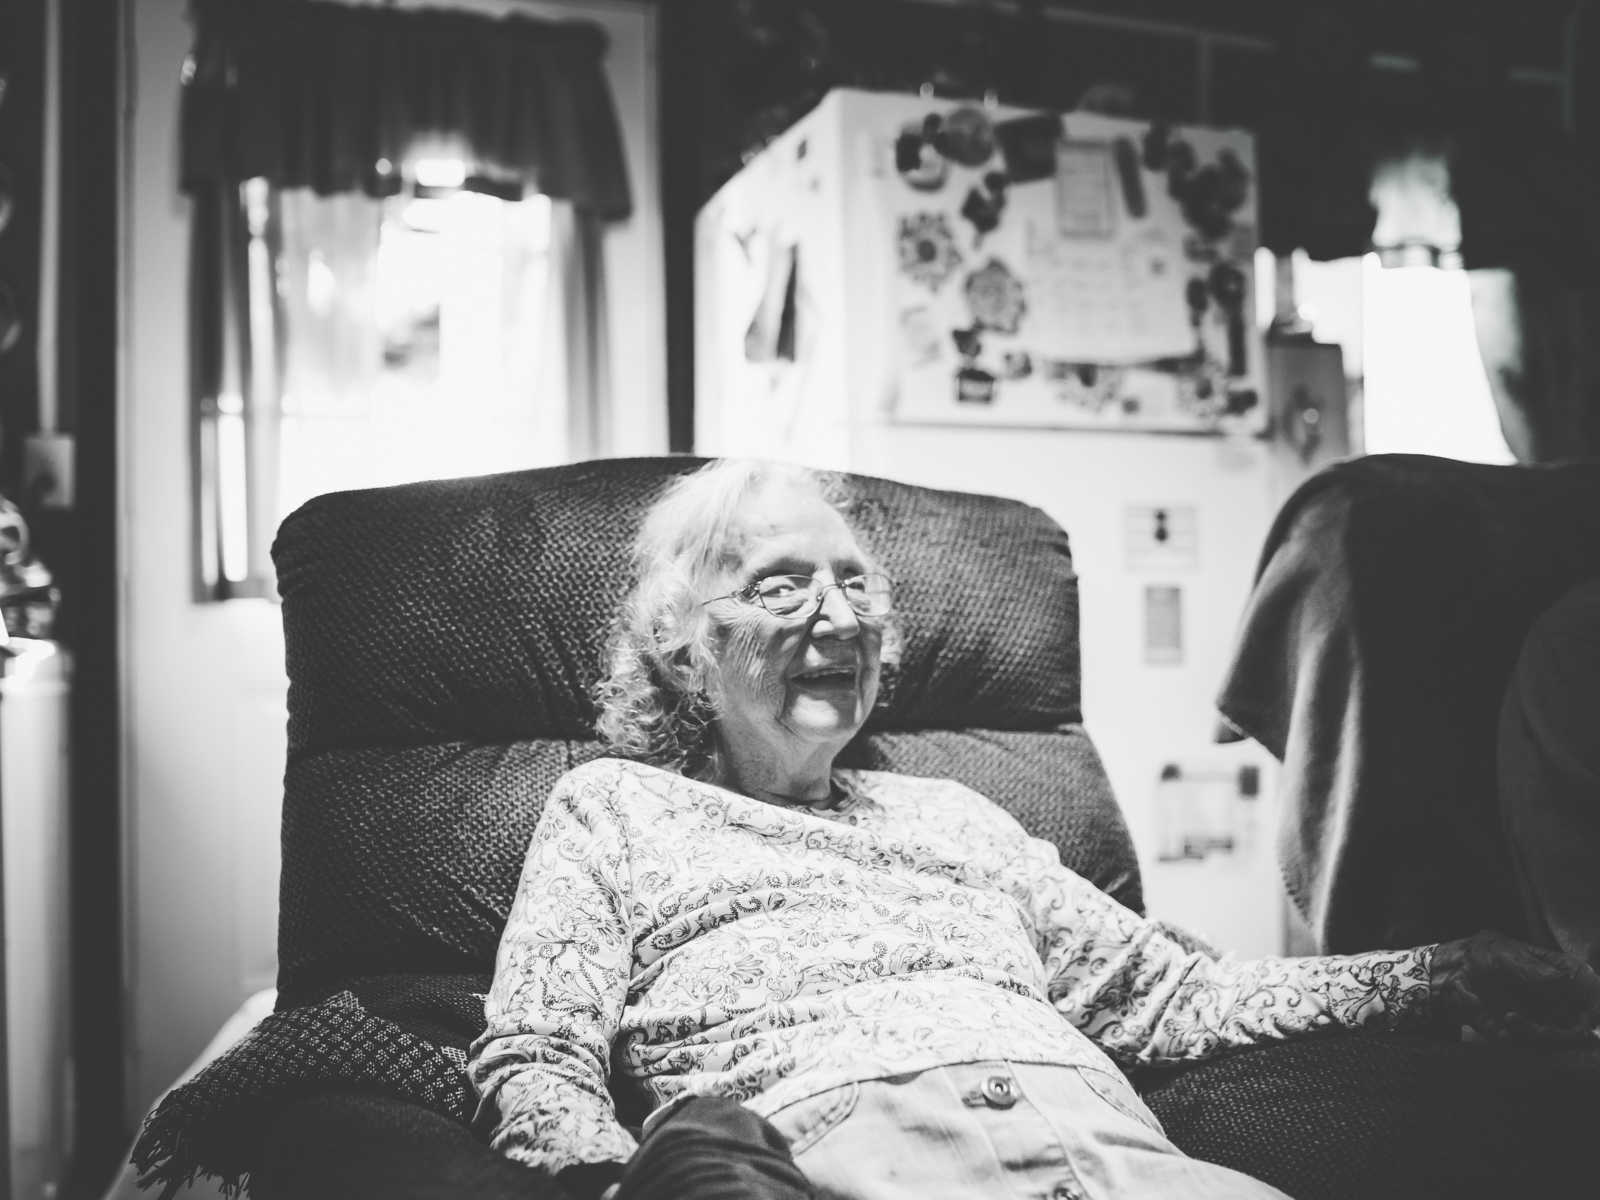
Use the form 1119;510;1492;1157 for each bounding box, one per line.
273;456;1139;1003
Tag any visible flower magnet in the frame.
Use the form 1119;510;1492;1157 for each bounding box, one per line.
897;213;964;292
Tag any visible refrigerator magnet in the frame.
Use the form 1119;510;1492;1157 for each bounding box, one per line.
1224;387;1260;418
964;258;1027;335
960;182;1006;242
1141;122;1173;172
1113;137;1147;218
1177;365;1227;417
951;324;984;361
994;113;1060;184
895;122;949;191
955;363;998;405
1001;350;1033;380
897;213;963;291
934;105;997;167
1174;164;1236;242
1206;262;1249;376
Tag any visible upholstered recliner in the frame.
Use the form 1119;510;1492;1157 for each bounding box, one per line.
136;456;1600;1200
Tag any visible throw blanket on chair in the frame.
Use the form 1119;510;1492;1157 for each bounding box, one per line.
131;977;485;1198
1215;454;1600;954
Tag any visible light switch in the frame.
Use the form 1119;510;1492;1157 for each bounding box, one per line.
1125;503;1198;571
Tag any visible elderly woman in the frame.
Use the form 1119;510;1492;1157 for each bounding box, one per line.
468;459;1600;1200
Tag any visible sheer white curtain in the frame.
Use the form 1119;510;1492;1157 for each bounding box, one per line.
240;180;574;587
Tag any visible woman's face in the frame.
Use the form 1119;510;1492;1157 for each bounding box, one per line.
702;484;884;773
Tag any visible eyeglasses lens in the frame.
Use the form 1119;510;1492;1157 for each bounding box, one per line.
757;575;892;617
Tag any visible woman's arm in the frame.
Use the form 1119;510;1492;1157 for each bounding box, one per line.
1000;832;1434;1066
468;768;640;1174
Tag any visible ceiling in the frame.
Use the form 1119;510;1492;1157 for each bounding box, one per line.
972;0;1577;75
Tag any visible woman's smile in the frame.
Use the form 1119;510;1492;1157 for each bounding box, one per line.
789;661;860;685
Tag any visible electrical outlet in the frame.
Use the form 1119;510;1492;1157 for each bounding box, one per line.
22;432;75;510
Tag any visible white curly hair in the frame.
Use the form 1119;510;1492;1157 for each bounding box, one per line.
592;458;897;779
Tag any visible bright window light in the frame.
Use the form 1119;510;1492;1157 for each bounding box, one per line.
274;185;558;523
1360;255;1513;463
413;157;468;189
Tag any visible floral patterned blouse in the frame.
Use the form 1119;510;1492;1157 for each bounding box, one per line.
468;757;1435;1175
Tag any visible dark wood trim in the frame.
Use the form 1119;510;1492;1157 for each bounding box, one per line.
61;0;126;1193
657;0;702;453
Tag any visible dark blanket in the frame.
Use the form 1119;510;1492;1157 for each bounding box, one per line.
130;978;484;1198
1215;453;1600;954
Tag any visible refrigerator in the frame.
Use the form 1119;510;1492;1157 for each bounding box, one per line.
696;88;1298;956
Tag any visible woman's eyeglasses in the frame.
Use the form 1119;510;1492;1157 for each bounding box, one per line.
704;573;894;620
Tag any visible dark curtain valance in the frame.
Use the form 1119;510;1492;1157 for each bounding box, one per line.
180;0;632;219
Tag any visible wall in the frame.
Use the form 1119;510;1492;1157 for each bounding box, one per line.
119;0;663;1125
851;428;1285;955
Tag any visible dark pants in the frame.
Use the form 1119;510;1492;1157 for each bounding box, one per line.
616;1097;815;1200
1498;577;1600;968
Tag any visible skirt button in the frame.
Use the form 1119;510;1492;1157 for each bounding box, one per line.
980;1074;1018;1109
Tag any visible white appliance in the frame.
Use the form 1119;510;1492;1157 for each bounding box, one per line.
1;638;72;1200
695;88;1298;955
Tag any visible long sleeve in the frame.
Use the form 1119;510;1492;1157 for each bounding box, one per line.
467;771;640;1174
999;828;1436;1067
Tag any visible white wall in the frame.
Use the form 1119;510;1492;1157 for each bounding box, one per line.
852;427;1286;956
119;0;663;1125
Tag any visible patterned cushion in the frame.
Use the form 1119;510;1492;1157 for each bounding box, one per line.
272;457;1141;999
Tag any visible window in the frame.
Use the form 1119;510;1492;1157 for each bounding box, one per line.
1255;248;1513;465
1356;256;1513;463
200;162;560;598
276;167;558;520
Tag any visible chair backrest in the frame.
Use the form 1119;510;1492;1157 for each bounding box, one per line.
1218;452;1600;953
271;457;1140;1003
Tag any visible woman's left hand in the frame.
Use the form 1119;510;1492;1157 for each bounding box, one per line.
1430;930;1600;1042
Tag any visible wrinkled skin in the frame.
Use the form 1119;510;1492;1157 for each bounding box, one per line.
703;485;885;809
1430;930;1600;1042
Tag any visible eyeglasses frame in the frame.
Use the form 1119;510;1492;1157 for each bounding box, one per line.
701;572;895;621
